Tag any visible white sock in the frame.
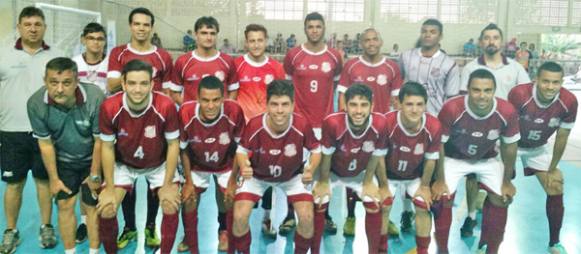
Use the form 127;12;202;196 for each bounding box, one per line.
403;199;414;212
89;248;99;254
81;215;87;225
469;211;477;219
65;248;76;254
263;209;271;221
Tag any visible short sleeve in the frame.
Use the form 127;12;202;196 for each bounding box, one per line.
169;56;184;92
227;57;239;91
161;52;174;89
320;118;336;155
304;121;321;153
107;48;122;79
99;102;116;142
27;96;51;139
283;51;294;77
500;105;521;144
164;102;180;140
91;90;106;136
337;61;352;94
560;95;578;129
437;104;455;143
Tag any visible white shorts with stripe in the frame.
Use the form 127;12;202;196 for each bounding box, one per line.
235;174;312;203
114;162;181;191
387;178;428;209
518;144;551;176
444;156;504;196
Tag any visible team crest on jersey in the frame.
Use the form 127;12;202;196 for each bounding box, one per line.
144;126;156;138
252;76;262;82
219;132;230;145
534;118;545;124
399;146;411;152
548;118;560;128
377;74;388;85
414;143;424;155
264;74;274;84
487;129;499;140
430;67;440;78
309;64;319;70
362;141;375;153
321;62;331;73
215;71;225;81
284;144;297;157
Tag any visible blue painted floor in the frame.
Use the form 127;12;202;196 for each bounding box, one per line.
1;160;580;253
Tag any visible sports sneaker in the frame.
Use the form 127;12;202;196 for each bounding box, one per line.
117;228;137;249
0;229;20;254
388;220;400;238
401;211;415;233
145;227;161;248
548;243;568;254
324;216;337;235
39;224;57;249
460;217;477;237
261;219;277;239
343;217;356;236
278;217;296;236
75;223;88;243
217;230;228;252
176;238;189;252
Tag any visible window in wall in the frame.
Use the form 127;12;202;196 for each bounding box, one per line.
440;0;497;24
380;0;438;23
246;0;304;20
572;0;581;25
307;0;365;22
514;0;569;26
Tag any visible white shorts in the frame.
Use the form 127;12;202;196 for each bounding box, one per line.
518;145;551;176
235;174;312;203
313;128;322;141
387;178;427;209
444;156;504;196
315;172;377;204
192;170;231;192
114;162;180;191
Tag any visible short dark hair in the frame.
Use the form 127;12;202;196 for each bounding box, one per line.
479;23;503;40
244;24;268;39
129;7;155;26
19;6;45;23
398;82;428;103
304;12;325;27
468;69;496;89
198;76;224;95
422;18;443;34
122;59;152;81
537;61;564;78
267;80;294;102
81;22;106;37
195;16;220;33
344;84;373;104
45;57;78;77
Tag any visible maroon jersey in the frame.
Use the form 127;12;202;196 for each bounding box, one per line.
170;51;237;103
107;44;173;92
238;113;320;182
284;45;343;128
384;111;442;180
338;56;403;114
508;84;578;148
179;100;245;172
99;92;179;169
321;112;388;177
438;96;520;160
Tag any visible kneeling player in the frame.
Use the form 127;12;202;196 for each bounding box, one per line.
313;84;386;253
508;62;577;254
97;60;181;254
231;80;321;254
377;82;442;254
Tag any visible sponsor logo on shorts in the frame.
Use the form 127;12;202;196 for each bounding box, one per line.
144;126;156;138
321;62;331;73
284;144;297;157
219;132;230;145
487;129;499;140
362;141;375;153
414;143;424;155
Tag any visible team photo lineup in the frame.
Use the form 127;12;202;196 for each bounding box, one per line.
0;4;579;254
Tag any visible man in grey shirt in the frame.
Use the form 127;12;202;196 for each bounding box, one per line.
28;57;104;254
0;6;64;253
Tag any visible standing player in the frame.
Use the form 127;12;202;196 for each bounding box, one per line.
432;69;520;254
27;57;104;254
107;7;173;94
96;60;181;254
508;62;577;254
283;11;342;233
169;16;238;105
460;23;531;237
376;82;442;254
0;6;64;253
231;80;321;254
73;22;108;94
312;84;386;253
177;76;245;253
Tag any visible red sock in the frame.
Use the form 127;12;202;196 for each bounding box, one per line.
182;209;198;254
294;232;312;254
227;209;235;254
379;234;388;253
480;199;507;254
99;216;118;254
432;199;452;253
233;230;251;254
547;194;564;246
312;203;327;254
160;212;178;254
416;236;431;254
365;209;382;253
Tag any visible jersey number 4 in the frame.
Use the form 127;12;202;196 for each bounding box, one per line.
134;146;145;159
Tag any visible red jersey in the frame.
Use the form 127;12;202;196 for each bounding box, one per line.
438;96;520;160
107;44;173;92
321;112;388;178
284;44;343;128
508;84;578;148
170;51;237;103
99;92;179;169
179;100;245;172
234;54;286;122
384;111;442;180
338;56;403;114
238;113;320;182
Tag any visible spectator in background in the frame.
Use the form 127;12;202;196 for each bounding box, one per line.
463;38;476;57
336;40;347;62
220;38;236;54
274;33;285;54
327;33;337;48
505;37;518;58
516;41;531;71
183;29;195;52
286;33;297;49
352;33;361;54
343;33;352;53
529;43;539;59
151;32;163;48
388;43;400;58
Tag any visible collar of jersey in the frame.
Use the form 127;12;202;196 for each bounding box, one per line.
415;47;442;59
262;113;293;139
345;112;373;139
195;102;225;127
397;111;426;137
43;84;87;106
122;92;153;118
126;43;157;55
301;43;327;56
358;56;386;68
244;54;269;67
192;50;220;62
464;95;498;120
